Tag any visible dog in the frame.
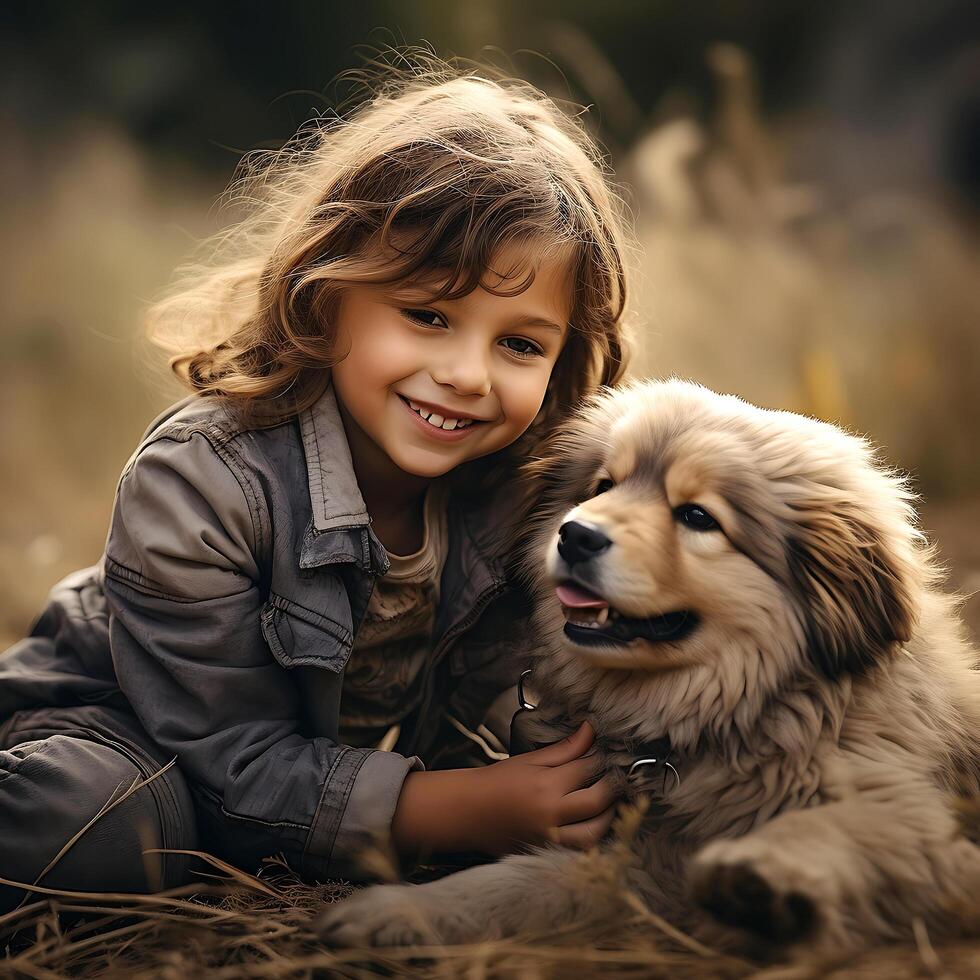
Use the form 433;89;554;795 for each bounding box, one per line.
316;379;980;956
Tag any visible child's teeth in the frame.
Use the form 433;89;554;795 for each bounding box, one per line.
406;398;476;430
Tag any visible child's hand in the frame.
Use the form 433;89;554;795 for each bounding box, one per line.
470;719;620;855
391;720;620;861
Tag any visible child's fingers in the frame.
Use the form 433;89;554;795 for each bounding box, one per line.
555;802;618;850
554;748;606;793
524;720;594;766
557;772;620;825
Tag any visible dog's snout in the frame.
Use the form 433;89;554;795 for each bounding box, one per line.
558;520;612;564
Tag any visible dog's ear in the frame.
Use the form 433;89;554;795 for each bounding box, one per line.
787;506;920;678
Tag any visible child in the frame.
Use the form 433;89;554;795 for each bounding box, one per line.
0;63;633;909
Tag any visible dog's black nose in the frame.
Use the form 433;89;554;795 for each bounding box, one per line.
558;520;612;564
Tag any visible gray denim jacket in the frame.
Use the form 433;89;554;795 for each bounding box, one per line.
0;383;532;880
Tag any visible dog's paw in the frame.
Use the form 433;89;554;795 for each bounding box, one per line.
689;839;819;944
314;884;441;948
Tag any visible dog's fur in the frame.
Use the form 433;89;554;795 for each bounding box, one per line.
317;379;980;956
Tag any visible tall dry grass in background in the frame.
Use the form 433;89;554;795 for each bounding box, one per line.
0;124;217;646
2;48;978;649
628;45;980;501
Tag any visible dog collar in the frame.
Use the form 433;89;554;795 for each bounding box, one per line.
516;669;681;792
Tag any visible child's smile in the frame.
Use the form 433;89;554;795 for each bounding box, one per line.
330;243;572;488
397;393;486;441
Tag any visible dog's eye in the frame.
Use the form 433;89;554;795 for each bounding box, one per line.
593;478;615;496
674;503;719;532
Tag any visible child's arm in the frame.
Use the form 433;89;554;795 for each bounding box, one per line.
102;432;420;881
391;721;620;860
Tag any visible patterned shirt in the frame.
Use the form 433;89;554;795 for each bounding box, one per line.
338;480;449;749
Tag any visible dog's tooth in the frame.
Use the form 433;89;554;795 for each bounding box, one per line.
595;607;609;626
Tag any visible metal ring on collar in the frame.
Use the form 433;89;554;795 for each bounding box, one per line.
627;757;681;791
518;668;537;711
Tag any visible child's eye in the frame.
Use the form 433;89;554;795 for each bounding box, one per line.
399;308;543;359
400;308;446;328
501;337;544;358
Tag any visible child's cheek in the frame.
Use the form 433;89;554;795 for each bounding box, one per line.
497;365;554;439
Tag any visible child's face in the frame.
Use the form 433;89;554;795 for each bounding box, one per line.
330;244;572;482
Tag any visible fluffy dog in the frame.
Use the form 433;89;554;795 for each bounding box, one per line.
317;379;980;956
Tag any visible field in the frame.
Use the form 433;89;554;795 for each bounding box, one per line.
1;54;978;978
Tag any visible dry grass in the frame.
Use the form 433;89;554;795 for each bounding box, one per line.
1;842;979;979
2;801;979;979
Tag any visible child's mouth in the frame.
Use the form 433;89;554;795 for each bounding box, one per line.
396;394;487;442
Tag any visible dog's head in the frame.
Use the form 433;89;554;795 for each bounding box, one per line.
520;380;927;700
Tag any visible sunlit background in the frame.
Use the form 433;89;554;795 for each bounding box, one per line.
2;1;978;646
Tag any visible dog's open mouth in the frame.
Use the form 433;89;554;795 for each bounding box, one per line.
556;582;698;647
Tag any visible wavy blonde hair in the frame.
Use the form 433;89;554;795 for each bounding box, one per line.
148;56;636;497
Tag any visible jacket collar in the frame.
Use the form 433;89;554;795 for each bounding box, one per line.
297;381;387;575
300;380;371;534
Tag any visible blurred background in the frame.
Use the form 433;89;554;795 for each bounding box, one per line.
1;0;978;645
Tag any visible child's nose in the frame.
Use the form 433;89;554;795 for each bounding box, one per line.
430;347;492;397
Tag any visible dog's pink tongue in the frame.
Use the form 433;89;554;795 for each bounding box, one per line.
556;582;609;609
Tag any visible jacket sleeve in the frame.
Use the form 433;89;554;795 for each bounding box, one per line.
101;431;423;881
